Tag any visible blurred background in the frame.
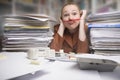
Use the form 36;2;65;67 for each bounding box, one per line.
0;0;120;20
0;0;120;52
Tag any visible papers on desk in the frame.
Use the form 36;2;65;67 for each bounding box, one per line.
45;52;77;62
2;14;57;51
76;54;119;72
87;11;120;22
45;56;77;62
24;14;57;22
87;11;120;55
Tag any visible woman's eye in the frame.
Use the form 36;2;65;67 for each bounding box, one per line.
63;14;69;17
72;12;77;15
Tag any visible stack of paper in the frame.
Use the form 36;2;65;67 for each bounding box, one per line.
0;17;4;52
2;14;57;51
87;11;120;23
87;11;120;55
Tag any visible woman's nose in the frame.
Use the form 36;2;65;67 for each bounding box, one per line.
69;15;73;20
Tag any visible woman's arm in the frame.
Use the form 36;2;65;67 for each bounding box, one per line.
49;20;65;51
57;19;65;37
79;10;87;41
78;10;89;53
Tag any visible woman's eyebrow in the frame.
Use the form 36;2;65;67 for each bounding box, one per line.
72;10;78;12
63;11;68;13
63;10;77;13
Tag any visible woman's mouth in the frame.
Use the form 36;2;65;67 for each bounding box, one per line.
63;18;80;25
63;19;80;23
68;21;74;25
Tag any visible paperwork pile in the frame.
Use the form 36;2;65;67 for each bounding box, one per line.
0;17;4;52
87;11;120;23
2;14;57;51
87;11;120;55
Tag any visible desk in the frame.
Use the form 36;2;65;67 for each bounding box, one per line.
99;66;120;80
11;61;102;80
11;62;120;80
0;52;120;80
0;52;49;80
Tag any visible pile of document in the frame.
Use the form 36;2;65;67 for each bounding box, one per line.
0;17;7;52
87;11;120;23
87;11;120;55
2;14;57;51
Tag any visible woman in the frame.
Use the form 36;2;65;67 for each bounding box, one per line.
49;3;89;53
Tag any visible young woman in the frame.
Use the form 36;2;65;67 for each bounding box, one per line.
49;3;89;53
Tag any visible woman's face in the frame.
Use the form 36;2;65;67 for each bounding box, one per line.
62;4;80;31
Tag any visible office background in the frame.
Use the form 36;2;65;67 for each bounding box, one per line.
0;0;120;20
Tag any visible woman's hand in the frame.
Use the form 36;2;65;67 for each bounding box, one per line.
59;18;64;28
57;18;65;37
79;10;87;41
80;10;87;20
